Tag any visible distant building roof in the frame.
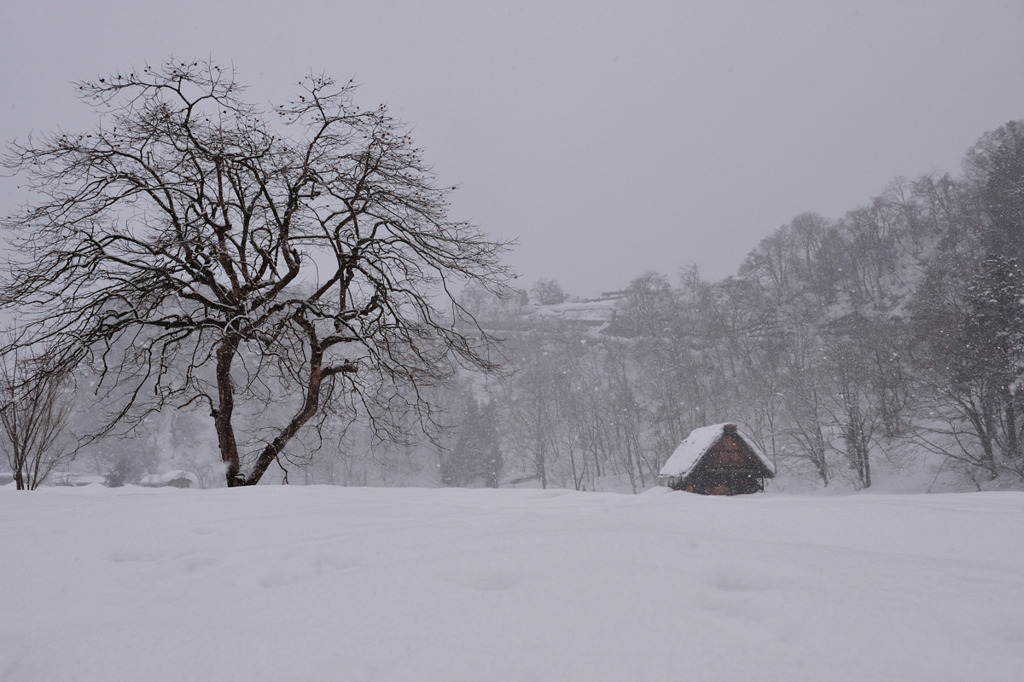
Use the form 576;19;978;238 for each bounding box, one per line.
659;423;774;478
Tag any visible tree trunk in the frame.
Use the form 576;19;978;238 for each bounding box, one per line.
214;337;243;487
1004;400;1019;463
982;397;1001;479
964;401;998;479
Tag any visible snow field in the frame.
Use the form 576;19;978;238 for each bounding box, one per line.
1;485;1022;681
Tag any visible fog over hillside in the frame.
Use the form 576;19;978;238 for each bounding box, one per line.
6;119;1023;495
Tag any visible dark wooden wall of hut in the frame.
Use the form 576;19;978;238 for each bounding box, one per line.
683;434;766;495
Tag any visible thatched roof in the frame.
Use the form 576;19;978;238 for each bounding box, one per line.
659;423;774;479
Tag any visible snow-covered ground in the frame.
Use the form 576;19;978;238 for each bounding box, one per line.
1;486;1022;681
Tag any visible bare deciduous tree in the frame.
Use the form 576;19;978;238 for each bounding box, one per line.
1;59;511;486
530;278;567;306
0;357;73;490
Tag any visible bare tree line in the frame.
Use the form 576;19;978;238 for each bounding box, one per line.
445;121;1024;491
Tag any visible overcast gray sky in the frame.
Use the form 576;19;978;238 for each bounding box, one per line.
3;1;1023;296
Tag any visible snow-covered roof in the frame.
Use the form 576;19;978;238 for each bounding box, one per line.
140;470;199;487
658;423;774;478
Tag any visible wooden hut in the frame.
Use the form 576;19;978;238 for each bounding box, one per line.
658;423;774;495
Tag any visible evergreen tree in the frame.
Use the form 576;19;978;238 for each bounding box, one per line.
440;397;503;487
